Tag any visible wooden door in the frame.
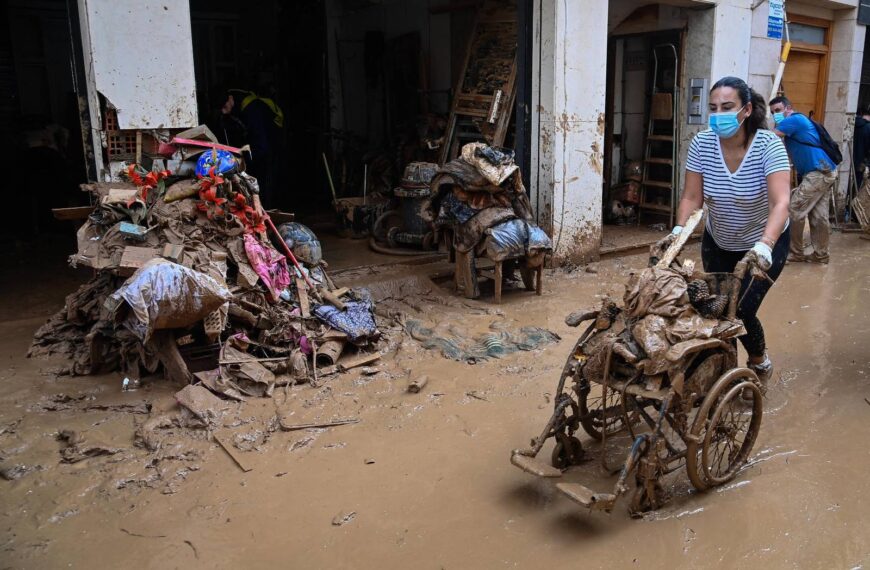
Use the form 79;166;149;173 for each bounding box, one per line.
779;15;831;123
781;51;825;121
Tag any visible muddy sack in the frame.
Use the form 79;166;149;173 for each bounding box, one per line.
108;258;231;341
624;267;689;319
484;219;552;262
276;222;322;266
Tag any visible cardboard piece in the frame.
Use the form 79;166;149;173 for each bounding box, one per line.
119;246;159;276
102;188;139;204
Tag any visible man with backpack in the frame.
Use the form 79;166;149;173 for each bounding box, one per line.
770;96;840;264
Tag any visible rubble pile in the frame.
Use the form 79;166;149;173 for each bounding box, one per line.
29;129;380;398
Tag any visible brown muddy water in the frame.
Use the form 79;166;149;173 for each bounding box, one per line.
1;235;868;569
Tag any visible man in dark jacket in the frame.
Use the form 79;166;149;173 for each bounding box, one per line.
853;105;870;188
213;88;284;207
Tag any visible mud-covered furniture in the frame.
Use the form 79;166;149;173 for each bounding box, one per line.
428;143;552;304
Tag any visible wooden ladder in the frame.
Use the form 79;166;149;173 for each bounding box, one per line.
638;44;678;225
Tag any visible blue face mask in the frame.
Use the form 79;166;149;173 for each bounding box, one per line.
709;105;746;138
773;111;785;124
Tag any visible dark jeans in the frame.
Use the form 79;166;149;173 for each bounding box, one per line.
701;230;790;358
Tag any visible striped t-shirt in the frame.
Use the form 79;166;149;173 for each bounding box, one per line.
686;129;791;251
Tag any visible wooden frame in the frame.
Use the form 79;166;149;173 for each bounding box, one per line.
785;14;832;123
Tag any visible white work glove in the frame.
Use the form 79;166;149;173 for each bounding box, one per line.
654;225;683;255
750;242;772;271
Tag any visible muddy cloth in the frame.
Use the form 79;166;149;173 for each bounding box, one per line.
454;188;513;210
624;267;690;319
244;233;291;301
29;274;158;376
405;320;560;363
484;219;553;262
313;300;379;344
461;143;519;186
435;192;479;226
427;159;533;223
109;259;232;342
702;229;789;358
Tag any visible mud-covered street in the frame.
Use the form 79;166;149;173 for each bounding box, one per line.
1;234;869;569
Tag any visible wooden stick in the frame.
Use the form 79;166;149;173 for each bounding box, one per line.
317;353;381;377
279;417;360;431
322;153;338;203
296;277;311;318
319;287;346;311
218;357;288;365
656;209;703;269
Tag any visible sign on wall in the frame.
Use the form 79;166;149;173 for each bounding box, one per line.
767;0;784;40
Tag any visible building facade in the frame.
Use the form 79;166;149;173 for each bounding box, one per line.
530;0;866;262
67;0;865;263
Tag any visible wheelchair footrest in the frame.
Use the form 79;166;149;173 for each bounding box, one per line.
556;483;617;511
510;452;563;478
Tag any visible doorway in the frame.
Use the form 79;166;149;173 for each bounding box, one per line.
603;27;682;252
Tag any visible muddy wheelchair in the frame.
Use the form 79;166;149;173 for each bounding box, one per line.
510;222;767;515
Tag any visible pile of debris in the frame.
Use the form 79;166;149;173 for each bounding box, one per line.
29;127;381;399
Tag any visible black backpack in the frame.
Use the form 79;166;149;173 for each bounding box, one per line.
796;113;843;166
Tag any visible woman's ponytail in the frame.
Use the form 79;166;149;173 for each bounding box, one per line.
746;88;767;140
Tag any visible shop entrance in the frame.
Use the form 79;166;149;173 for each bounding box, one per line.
603;25;683;253
189;0;531;271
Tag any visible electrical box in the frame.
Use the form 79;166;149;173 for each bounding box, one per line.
687;78;709;125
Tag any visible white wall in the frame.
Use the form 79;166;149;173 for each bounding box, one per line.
710;0;752;81
78;0;198;130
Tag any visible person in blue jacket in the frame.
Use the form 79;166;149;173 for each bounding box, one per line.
769;96;838;264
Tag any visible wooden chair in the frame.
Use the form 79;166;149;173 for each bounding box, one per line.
453;246;544;304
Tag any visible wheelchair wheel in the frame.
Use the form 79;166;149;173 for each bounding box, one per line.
551;433;584;469
578;381;637;441
686;368;763;490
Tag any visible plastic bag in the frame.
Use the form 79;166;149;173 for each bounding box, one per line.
484;219;553;261
109;259;232;341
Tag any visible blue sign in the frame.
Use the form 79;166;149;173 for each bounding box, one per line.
768;17;783;39
768;0;784;39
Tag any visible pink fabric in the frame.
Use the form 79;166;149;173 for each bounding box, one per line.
243;233;292;302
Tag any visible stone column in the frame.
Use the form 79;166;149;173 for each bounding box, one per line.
531;0;608;264
710;0;753;82
825;8;865;213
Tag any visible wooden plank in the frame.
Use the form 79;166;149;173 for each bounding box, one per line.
119;246;160;276
656;209;703;268
213;432;253;472
52;206;93;221
265;209;295;225
295;277;311;318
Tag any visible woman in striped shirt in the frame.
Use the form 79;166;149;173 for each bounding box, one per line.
670;76;791;389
